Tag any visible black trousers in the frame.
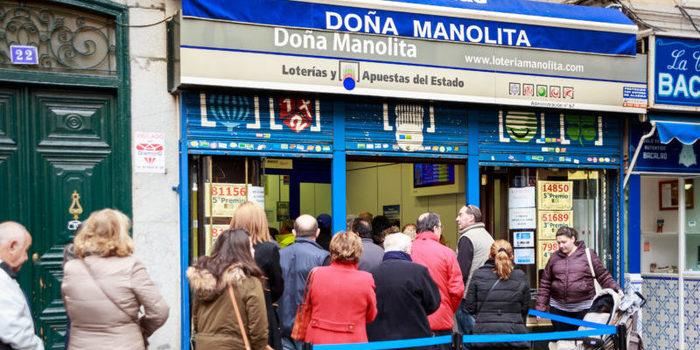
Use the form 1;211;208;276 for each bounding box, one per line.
549;306;589;332
433;329;453;350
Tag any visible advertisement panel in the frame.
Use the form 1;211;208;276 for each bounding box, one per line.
652;36;700;110
182;0;636;55
177;19;646;113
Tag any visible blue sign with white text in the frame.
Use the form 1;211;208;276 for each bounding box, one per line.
10;45;38;65
630;118;700;173
655;36;700;107
182;0;636;56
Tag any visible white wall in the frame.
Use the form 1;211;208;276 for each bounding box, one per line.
114;0;182;348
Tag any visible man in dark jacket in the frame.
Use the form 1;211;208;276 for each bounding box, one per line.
279;215;330;350
354;218;384;271
367;233;440;349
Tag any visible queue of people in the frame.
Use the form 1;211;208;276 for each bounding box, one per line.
0;203;623;350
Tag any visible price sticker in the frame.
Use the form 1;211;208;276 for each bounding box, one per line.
537;181;573;210
537;210;573;240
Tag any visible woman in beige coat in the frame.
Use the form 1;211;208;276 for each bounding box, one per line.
61;209;169;350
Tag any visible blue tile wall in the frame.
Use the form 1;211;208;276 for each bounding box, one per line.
685;279;700;348
642;277;679;350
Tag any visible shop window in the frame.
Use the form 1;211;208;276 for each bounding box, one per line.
685;177;700;273
639;176;700;274
481;167;617;291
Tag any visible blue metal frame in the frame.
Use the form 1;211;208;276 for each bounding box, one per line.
188;149;333;158
467;112;480;205
332;101;347;235
179;96;191;350
627;175;641;274
615;156;623;285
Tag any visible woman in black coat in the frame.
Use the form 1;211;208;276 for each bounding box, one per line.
230;201;284;350
466;240;530;350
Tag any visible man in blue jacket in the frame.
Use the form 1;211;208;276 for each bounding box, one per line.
279;215;330;350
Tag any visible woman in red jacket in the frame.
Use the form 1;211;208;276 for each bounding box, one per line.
305;231;377;345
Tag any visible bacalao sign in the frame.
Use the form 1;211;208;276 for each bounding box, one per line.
650;34;700;111
175;0;647;113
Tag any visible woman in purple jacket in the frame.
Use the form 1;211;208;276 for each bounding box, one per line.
535;226;623;331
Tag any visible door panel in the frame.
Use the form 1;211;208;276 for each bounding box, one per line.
0;86;122;349
0;89;22;222
29;90;117;349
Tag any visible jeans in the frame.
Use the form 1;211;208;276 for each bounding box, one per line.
455;299;475;349
282;336;304;350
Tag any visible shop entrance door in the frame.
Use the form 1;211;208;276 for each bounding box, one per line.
0;86;126;348
481;166;617;294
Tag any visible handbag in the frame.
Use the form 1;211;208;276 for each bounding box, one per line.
290;268;317;341
585;248;603;294
80;260;150;347
227;284;274;350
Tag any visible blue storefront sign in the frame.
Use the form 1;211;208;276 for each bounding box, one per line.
654;36;700;107
479;109;622;168
182;0;636;56
183;92;334;157
630;118;700;173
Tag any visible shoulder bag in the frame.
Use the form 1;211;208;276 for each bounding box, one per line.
80;260;149;347
227;283;274;350
585;248;603;294
290;267;317;341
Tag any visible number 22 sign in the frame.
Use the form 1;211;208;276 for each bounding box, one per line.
10;45;38;65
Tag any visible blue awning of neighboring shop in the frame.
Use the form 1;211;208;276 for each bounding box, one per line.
182;0;637;56
655;121;700;145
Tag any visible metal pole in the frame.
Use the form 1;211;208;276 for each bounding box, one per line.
623;123;656;189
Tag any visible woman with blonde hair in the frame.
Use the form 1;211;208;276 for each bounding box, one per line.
303;231;377;345
465;240;530;349
230;201;283;349
62;209;169;350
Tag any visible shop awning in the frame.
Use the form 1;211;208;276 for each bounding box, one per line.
624;117;700;187
655;121;700;145
182;0;637;56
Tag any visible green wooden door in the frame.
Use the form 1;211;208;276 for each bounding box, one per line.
0;86;127;349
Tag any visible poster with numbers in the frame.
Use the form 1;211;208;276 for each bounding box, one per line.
205;224;229;254
537;181;573;210
204;183;248;217
538;240;559;270
537;210;573;240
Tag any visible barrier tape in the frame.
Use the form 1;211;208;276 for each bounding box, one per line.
312;309;617;350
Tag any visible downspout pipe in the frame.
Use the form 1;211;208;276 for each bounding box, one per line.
623;122;657;189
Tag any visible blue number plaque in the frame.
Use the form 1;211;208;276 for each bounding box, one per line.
10;45;38;65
